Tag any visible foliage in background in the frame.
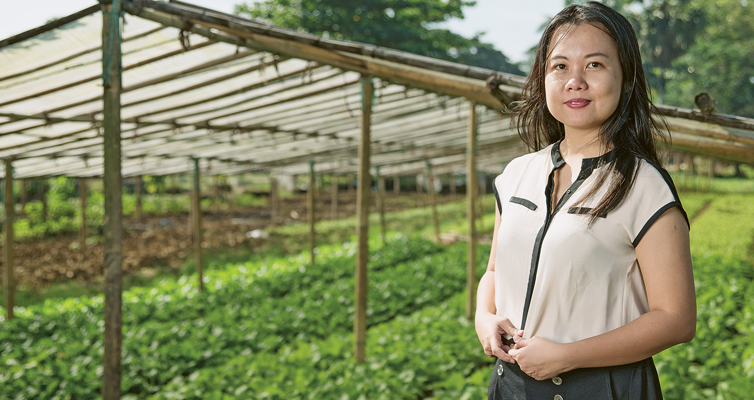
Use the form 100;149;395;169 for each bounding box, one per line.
568;0;754;118
234;0;524;75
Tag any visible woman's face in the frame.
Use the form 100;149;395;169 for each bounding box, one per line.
544;23;623;137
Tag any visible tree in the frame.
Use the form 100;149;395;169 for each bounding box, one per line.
599;0;706;104
234;0;524;75
664;0;754;118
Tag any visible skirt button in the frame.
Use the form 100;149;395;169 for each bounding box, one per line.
552;376;563;385
497;364;504;376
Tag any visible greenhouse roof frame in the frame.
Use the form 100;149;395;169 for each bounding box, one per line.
0;0;752;181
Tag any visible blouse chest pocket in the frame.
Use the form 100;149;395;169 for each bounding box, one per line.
509;196;538;211
567;207;607;218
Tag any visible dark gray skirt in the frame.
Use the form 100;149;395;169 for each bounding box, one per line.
488;357;663;400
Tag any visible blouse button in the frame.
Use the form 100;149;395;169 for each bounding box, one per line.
552;376;563;385
497;364;504;376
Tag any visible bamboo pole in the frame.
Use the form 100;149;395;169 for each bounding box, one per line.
192;159;205;292
376;166;386;245
4;158;15;321
269;175;278;226
331;174;338;219
466;102;478;320
213;175;220;211
40;178;47;222
19;179;26;218
477;172;485;230
427;162;440;242
308;160;316;266
80;177;87;258
449;173;457;195
354;77;372;363
101;1;124;398
393;176;400;194
135;176;143;223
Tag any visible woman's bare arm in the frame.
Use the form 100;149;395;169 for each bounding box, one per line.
509;206;696;378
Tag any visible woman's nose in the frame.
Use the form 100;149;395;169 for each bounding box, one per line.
565;71;588;91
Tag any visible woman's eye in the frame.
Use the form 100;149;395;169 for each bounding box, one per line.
588;62;602;68
553;64;566;70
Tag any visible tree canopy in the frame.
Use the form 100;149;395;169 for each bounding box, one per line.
234;0;524;76
574;0;754;118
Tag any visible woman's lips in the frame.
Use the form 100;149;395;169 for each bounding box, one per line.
565;99;591;108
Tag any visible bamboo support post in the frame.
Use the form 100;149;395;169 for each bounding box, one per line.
4;158;15;321
466;102;478;320
354;77;372;363
192;159;204;292
213;175;219;210
477;172;485;228
427;162;440;242
308;160;316;266
450;173;457;195
41;178;47;222
19;179;26;218
377;166;386;245
349;173;355;193
135;176;143;223
80;178;87;257
393;176;400;194
102;1;124;398
269;175;278;226
331;175;338;219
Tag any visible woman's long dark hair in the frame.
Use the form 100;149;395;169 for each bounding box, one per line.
512;1;669;221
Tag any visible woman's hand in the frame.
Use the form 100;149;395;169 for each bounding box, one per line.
508;336;571;380
475;313;522;363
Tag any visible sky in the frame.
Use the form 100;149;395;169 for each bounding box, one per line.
0;0;564;64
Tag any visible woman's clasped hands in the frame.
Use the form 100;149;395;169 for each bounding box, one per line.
478;314;571;381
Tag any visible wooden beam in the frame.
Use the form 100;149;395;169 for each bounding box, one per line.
0;4;100;50
192;159;205;292
354;77;372;363
4;158;15;321
308;160;316;266
466;102;478;320
101;1;124;398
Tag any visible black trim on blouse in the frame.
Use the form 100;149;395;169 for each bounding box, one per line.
520;140;617;330
492;175;503;215
631;160;688;247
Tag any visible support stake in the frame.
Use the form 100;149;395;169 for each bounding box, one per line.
308;160;316;266
192;159;204;292
377;166;386;245
466;102;478;320
354;77;372;363
4;158;15;321
80;177;87;258
427;162;440;242
331;174;338;219
102;0;124;397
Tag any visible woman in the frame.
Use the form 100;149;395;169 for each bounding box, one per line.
475;2;696;399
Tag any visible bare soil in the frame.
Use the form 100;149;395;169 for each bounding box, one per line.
1;190;462;289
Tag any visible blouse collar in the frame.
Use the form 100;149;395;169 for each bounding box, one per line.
550;138;616;177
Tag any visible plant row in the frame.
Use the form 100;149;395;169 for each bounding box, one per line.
0;237;485;399
147;293;492;400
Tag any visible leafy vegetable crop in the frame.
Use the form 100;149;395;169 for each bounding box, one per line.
0;237;488;399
